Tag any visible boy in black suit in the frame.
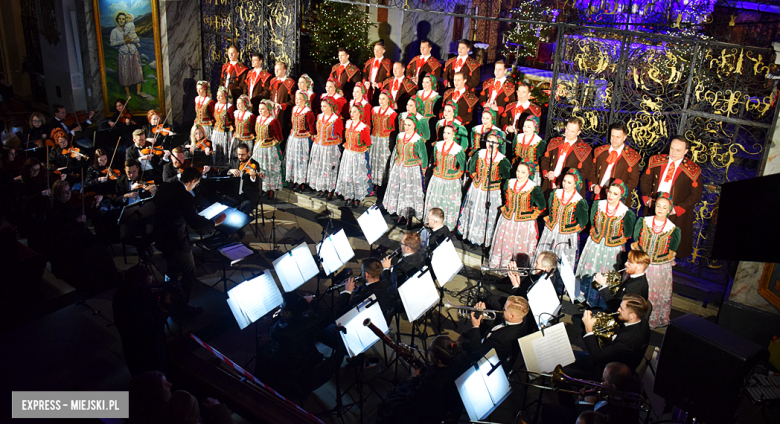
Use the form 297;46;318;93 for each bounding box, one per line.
335;258;394;317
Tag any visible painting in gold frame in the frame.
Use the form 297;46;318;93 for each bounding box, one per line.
93;0;165;115
758;263;780;310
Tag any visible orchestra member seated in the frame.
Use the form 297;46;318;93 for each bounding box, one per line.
468;295;533;367
48;128;87;181
592;250;649;313
153;168;226;311
4;158;55;244
257;292;339;399
568;293;651;380
377;335;472;424
421;207;451;252
382;231;426;286
488;251;558;310
114;158;156;207
335;257;394;317
126;129;160;183
22;112;47;148
144;109;176;150
543;362;638;424
84;148;118;195
162;147;210;183
44;180;117;290
220;143;261;215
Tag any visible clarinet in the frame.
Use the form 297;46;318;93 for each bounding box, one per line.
363;318;426;370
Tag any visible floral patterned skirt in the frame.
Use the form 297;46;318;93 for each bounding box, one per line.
211;130;232;166
336;150;372;201
424;176;462;231
369;135;391;186
384;164;425;219
575;238;624;277
489;218;539;268
534;224;579;272
306;143;340;192
457;187;502;247
252;145;284;191
646;262;673;329
285;135;310;184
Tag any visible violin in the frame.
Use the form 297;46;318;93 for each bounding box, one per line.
152;125;174;136
62;147;90;161
239;161;258;173
192;137;212;152
133;180;157;192
100;167;121;180
141;145;165;156
119;108;136;125
63;110;96;128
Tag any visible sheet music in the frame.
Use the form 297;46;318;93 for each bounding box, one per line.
291;243;319;282
357;206;389;245
527;274;562;327
318;229;355;275
335;300;387;357
518;331;545;373
273;244;319;292
226;297;251;330
397;269;440;322
559;255;578;297
431;239;463;284
219;243;253;263
199;202;229;219
531;323;575;373
477;349;512;405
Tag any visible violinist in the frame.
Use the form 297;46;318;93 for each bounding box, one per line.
143;110;175;150
44;179;118;290
84;149;119;194
162;146;210;183
5;158;56;236
48;128;88;181
126;129;160;182
108;98;135;128
47;103;95;144
187;124;213;164
22;112;47;148
221;143;260;214
113;158;157;206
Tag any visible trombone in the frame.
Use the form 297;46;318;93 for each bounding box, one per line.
443;301;503;320
515;365;650;411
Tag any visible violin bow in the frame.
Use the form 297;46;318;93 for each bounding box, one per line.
107;136;121;176
114;95;132;130
153;109;173;146
81;172;86;219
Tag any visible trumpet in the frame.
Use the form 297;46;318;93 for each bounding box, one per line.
516;365;649;411
444;300;503;320
480;265;530;276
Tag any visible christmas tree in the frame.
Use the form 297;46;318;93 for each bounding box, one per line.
308;2;375;66
503;0;556;61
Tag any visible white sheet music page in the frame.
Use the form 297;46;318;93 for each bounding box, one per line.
531;323;576;373
357;206;389;245
527;274;562;327
397;269;440;322
318;236;342;276
455;360;496;420
335;299;387;357
199;202;229;219
330;229;355;267
272;250;304;292
226;297;251;330
431;239;463;284
559;255;578;297
291;243;319;283
477;349;512;406
228;270;282;323
517;332;545;373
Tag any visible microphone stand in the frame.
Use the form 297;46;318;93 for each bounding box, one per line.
315;205;335;302
457;134;496;306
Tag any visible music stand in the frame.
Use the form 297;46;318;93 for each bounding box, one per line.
317;228;355;276
527;274;562;329
455;348;513;421
226;270;284;369
558;255;578;302
357;205;389;253
335;295;389;357
398;268;441;322
272;243;320;292
517;323;575;374
117;196;159;279
429;237;463;331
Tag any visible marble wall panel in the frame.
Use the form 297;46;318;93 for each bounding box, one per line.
160;0;202;125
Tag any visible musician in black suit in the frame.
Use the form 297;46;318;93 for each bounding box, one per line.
153;168;226;305
422;207;451;252
382;231;426;287
594;250;650;313
468;295;533;366
46;103;94;141
113;159;157;207
336;258;394;317
219;143;261;215
572;293;651;380
485;251;559;317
